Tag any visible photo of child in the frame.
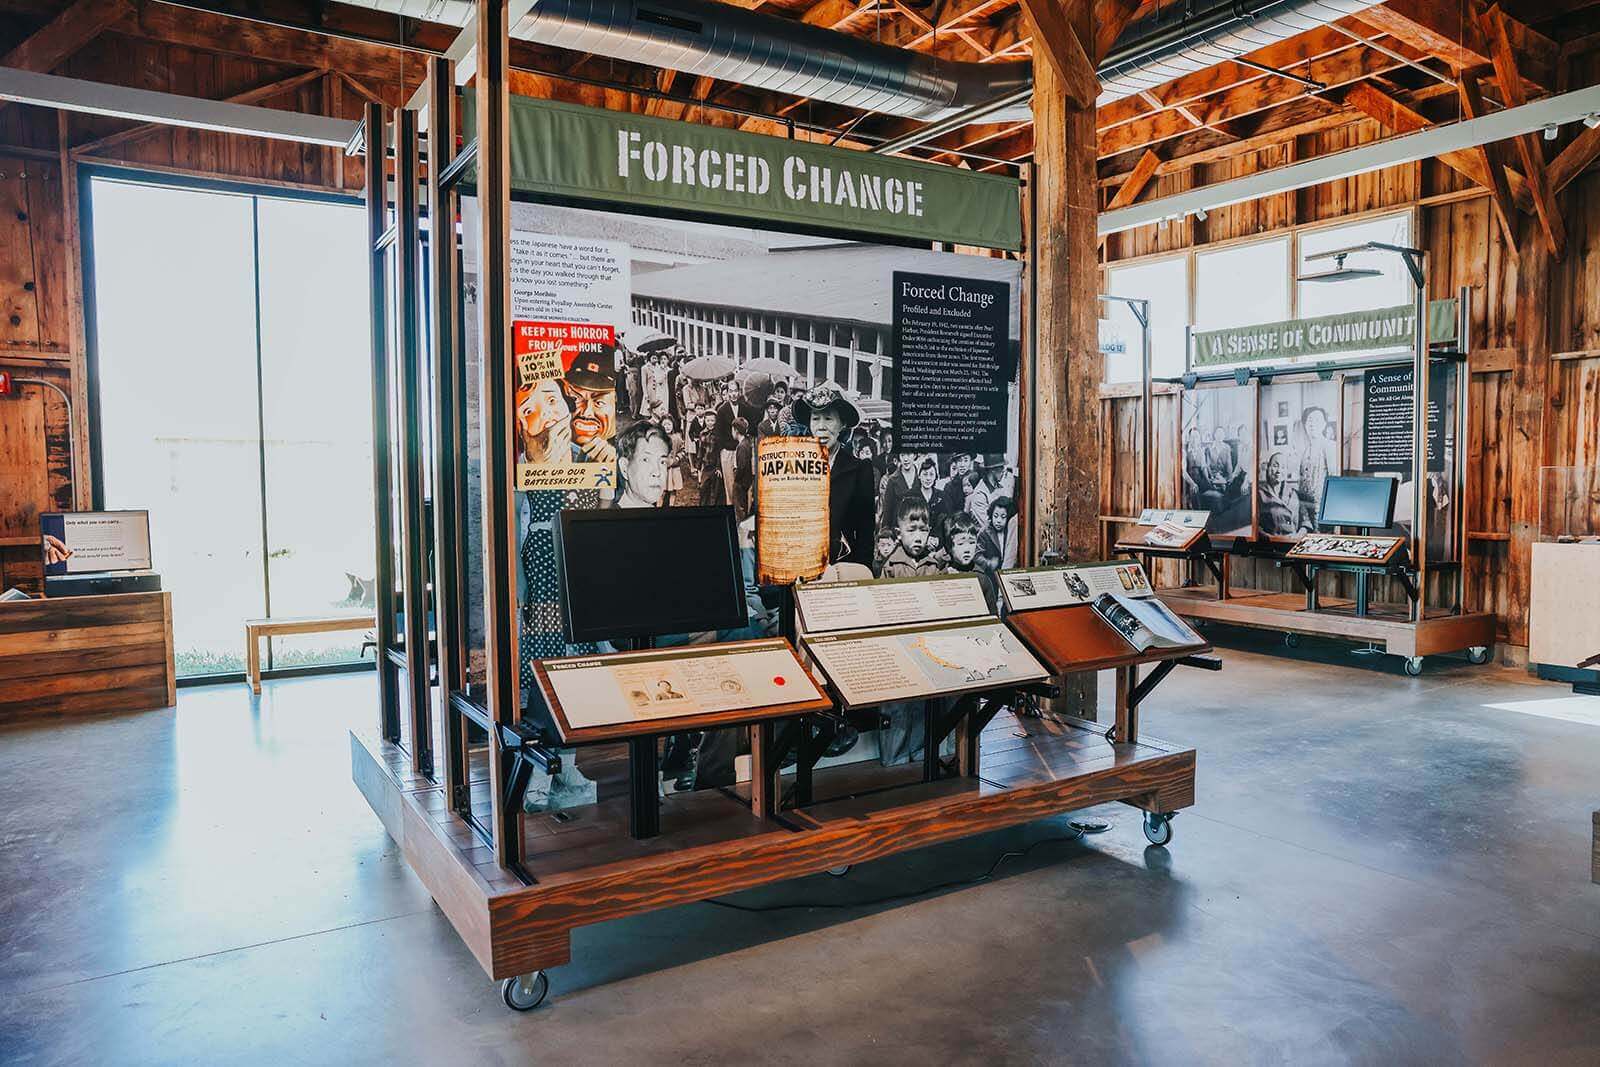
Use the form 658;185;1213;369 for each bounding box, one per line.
881;498;945;578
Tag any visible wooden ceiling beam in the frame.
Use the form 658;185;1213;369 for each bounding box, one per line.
69;64;324;156
1104;147;1161;208
1457;67;1520;250
2;0;128;71
1095;95;1359;181
1017;0;1096;108
1353;0;1555;91
1549;120;1600;194
1481;2;1564;257
1093;0;1141;62
1342;81;1493;186
125;2;426;88
1095;21;1365;133
1098;42;1409;159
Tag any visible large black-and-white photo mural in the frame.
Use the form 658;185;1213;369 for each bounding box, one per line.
462;198;1022;805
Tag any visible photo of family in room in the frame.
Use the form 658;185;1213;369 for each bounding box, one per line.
1181;384;1255;537
1256;380;1342;538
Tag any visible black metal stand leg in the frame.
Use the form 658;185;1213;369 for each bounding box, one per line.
628;736;659;839
1356;569;1369;617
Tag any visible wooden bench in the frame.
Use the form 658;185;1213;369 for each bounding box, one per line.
243;614;376;693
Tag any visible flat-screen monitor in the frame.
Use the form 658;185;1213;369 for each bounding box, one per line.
1317;476;1398;530
554;506;748;644
40;510;153;575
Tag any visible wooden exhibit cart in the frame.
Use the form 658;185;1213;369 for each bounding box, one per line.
1101;257;1497;675
351;46;1201;1012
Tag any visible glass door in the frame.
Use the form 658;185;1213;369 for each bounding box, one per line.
86;173;373;681
88;179;265;678
257;197;376;667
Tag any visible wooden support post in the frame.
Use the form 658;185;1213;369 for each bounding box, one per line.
1113;665;1135;746
1029;0;1099;718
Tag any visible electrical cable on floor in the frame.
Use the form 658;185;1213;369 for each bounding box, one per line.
702;828;1091;913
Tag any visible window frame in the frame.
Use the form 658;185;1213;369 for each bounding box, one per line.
1098;204;1424;381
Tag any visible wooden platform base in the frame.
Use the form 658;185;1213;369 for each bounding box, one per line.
351;712;1196;982
1157;588;1495;658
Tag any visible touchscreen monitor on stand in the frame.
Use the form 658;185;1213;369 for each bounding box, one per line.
553;506;748;838
1316;476;1399;532
553;505;747;649
1315;475;1401;616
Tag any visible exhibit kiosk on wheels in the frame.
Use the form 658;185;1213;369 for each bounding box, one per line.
1100;242;1496;675
349;38;1211;1011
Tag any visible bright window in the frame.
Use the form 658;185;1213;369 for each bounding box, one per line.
1297;212;1414;324
1104;255;1189;383
1194;237;1291;332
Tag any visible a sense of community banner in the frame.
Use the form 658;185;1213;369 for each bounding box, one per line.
1191;300;1458;370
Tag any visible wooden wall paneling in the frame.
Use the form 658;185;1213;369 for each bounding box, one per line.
0;161;42;351
0;384;47;543
1503;213;1550;647
25;159;69;356
1544;356;1600;538
1550;170;1600;354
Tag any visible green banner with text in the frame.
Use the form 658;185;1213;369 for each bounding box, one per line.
465;95;1022;251
1192;300;1459;367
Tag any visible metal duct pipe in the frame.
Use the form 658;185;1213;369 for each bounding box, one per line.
517;0;1031;121
1097;0;1385;105
341;0;1382;128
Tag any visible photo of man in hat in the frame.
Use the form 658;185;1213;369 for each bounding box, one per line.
794;382;876;570
561;342;619;465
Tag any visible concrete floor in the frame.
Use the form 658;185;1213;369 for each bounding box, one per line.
2;632;1598;1065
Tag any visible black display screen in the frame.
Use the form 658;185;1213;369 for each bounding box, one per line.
554;506;748;644
1317;476;1398;530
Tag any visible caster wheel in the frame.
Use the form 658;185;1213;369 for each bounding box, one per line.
826;865;851;877
501;972;549;1012
1468;645;1491;665
1403;656;1424;677
1283;632;1301;649
1142;812;1174;847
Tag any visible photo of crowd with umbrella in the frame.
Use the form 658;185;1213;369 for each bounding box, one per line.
463;200;1024;801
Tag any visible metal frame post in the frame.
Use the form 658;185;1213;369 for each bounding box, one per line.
427;57;467;808
474;0;520;868
364;103;400;742
394;105;434;778
1411;250;1429;623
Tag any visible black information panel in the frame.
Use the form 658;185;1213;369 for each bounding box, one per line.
890;270;1011;454
1362;365;1444;474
